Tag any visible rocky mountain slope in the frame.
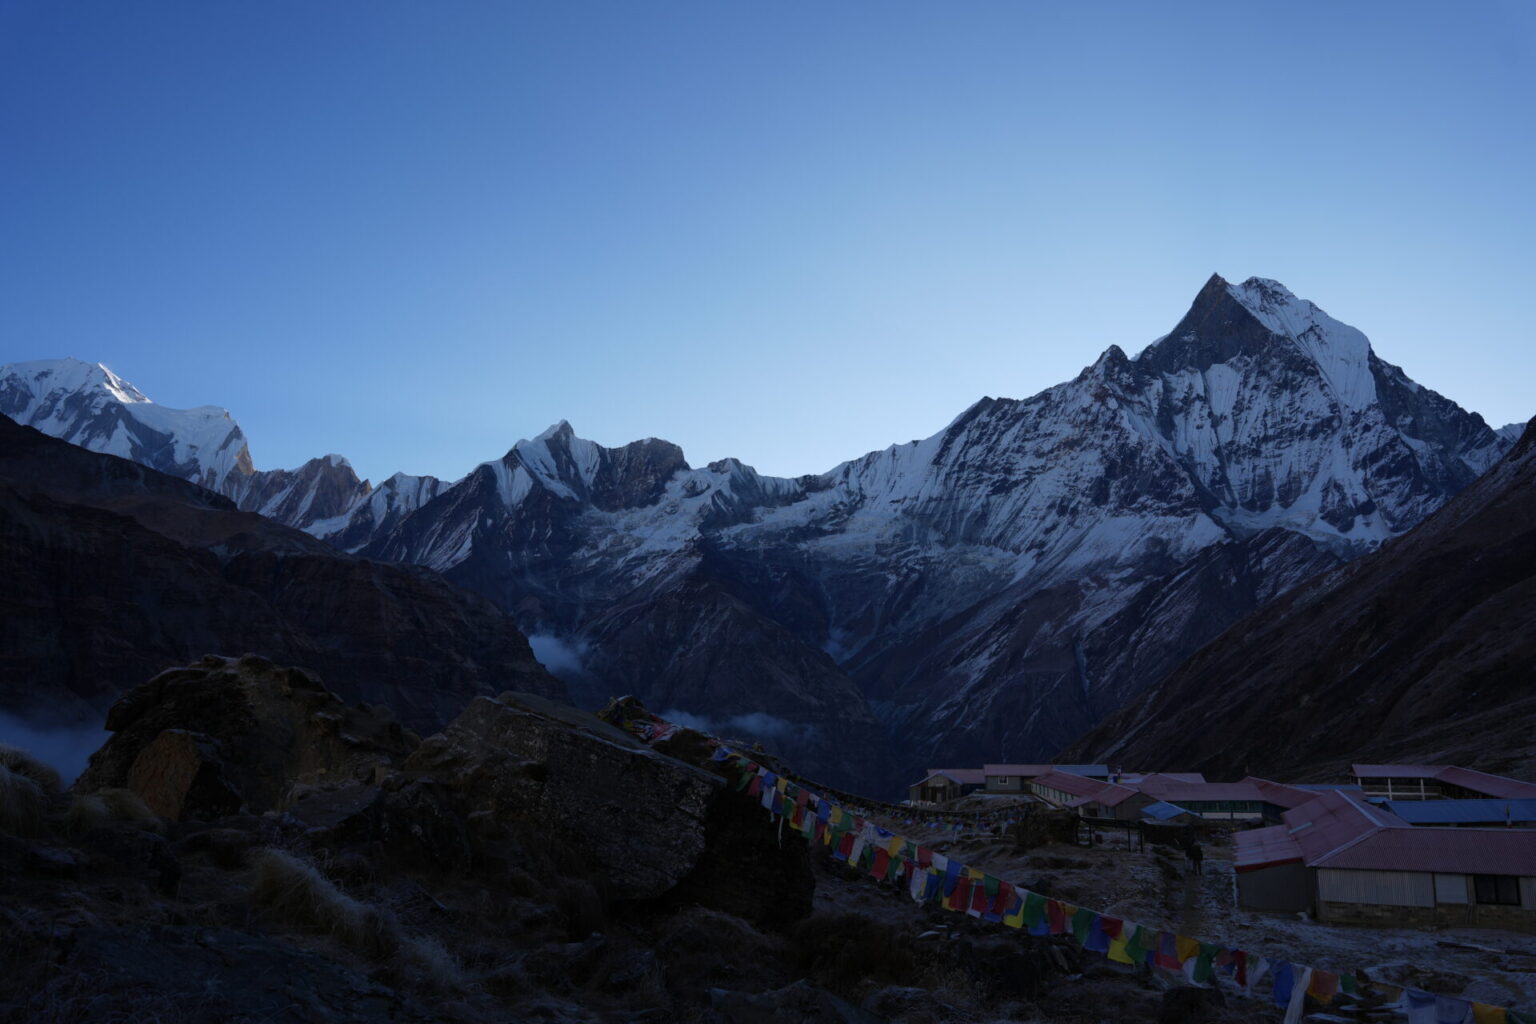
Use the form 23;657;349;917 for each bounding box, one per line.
1066;417;1536;782
6;275;1515;792
0;414;563;732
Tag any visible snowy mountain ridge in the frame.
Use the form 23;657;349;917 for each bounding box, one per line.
3;274;1519;790
0;357;445;536
0;357;255;493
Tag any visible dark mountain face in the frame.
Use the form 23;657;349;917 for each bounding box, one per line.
0;415;565;733
1065;420;1536;782
3;276;1516;794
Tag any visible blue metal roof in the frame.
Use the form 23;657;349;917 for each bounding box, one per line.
1142;801;1194;821
1382;798;1536;826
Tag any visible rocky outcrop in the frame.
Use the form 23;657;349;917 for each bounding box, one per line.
405;692;722;899
1067;419;1536;781
0;414;566;732
76;655;415;819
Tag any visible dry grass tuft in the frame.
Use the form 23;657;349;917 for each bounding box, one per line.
0;744;61;796
250;848;400;960
0;764;46;837
790;911;918;996
95;788;162;831
399;935;467;991
63;793;110;837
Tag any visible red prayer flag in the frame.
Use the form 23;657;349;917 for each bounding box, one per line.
871;849;891;881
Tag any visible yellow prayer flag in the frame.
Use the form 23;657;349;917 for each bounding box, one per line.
1472;1004;1507;1024
1107;931;1134;964
1174;935;1200;964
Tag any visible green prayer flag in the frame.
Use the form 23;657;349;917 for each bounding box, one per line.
1070;907;1094;946
1125;925;1151;963
1340;974;1357;995
1022;892;1047;929
1193;942;1218;983
983;875;1001;900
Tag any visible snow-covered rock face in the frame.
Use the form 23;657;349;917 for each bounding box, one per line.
0;358;255;493
353;274;1509;790
5;275;1514;793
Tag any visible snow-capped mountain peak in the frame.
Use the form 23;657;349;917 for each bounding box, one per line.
0;357;254;492
1225;275;1376;411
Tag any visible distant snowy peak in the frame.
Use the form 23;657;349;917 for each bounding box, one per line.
0;357;449;545
0;357;254;493
1498;421;1530;446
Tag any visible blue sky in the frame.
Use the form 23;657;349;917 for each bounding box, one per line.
3;1;1533;483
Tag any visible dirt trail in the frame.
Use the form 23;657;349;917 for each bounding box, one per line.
1179;867;1204;936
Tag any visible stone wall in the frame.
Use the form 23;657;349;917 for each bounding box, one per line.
1318;900;1536;933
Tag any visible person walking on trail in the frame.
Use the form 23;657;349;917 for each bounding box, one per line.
1186;840;1204;876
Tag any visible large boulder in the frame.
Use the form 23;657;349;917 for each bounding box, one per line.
75;655;417;820
404;692;721;899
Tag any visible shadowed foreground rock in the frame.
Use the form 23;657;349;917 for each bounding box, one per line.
405;691;723;900
75;653;416;819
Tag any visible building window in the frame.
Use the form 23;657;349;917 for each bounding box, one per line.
995;776;1010;785
1473;875;1521;906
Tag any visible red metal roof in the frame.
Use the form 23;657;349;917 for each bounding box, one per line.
1032;770;1140;807
1353;763;1442;778
1284;790;1407;863
1434;766;1536;800
1136;780;1266;803
981;764;1053;777
1353;764;1536;799
1244;777;1318;810
1239;789;1536;875
919;768;985;786
1317;826;1536;875
1233;824;1303;872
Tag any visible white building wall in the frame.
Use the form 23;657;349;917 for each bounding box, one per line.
1317;868;1434;908
1523;876;1536;911
1434;873;1469;904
